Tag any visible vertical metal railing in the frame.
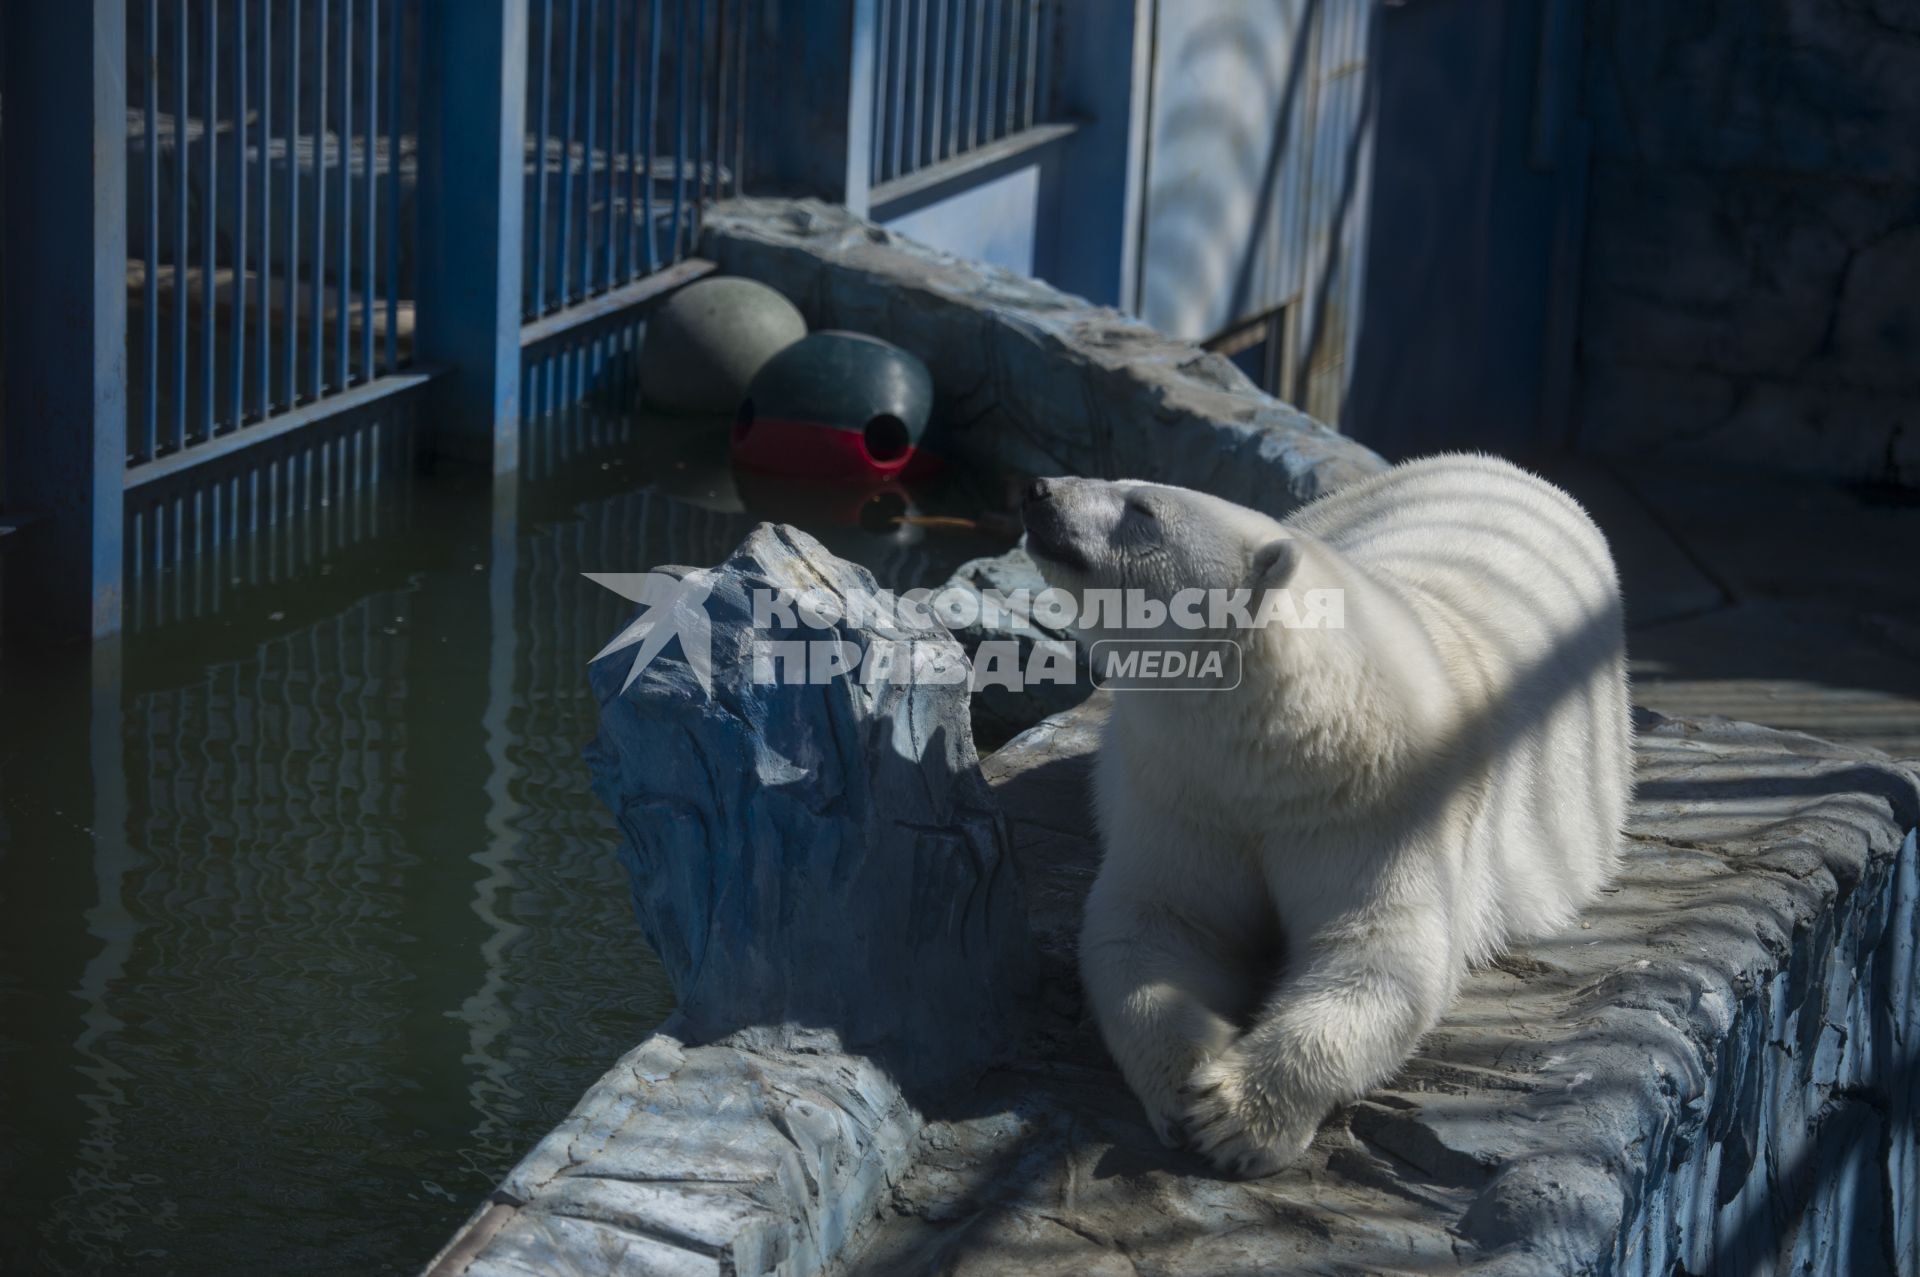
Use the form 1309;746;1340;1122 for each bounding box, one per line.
869;0;1057;188
143;1;161;462
127;0;418;469
522;0;747;321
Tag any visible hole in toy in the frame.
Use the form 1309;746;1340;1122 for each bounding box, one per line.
863;413;910;463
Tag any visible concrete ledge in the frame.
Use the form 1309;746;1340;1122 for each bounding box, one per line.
698;199;1388;516
848;705;1920;1276
429;696;1918;1274
423;1023;921;1277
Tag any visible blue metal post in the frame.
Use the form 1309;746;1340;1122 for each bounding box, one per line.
582;0;599;293
873;0;891;182
417;0;528;471
337;0;354;392
692;0;708;214
385;0;401;372
624;0;643;278
889;0;908;181
363;0;378;380
604;0;620;289
234;0;249;426
142;0;159;460
1;0;129;641
312;0;330;399
286;0;303;404
258;0;274;417
531;0;553;315
671;0;687;253
174;0;189;445
559;0;580;306
202;0;218;437
642;0;661;271
1035;0;1152;311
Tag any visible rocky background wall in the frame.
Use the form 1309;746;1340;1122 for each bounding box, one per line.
1577;0;1920;486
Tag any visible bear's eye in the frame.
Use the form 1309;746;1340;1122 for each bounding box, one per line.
1125;498;1158;522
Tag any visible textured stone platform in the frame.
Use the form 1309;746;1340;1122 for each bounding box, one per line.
844;701;1920;1276
421;1026;921;1277
427;697;1918;1276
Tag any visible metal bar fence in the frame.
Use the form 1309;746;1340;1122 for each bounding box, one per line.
125;393;421;624
868;0;1059;188
521;0;746;321
126;0;419;472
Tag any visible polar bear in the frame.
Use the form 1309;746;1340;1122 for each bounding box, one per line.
1020;454;1631;1178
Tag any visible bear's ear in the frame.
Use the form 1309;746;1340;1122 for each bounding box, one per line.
1250;537;1301;587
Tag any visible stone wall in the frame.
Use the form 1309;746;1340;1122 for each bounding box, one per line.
1578;0;1920;485
698;200;1387;518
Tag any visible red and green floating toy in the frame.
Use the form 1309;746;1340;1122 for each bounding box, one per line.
731;331;938;483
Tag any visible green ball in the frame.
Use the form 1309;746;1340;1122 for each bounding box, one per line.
639;277;808;415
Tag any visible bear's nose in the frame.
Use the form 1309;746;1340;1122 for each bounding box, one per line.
1024;478;1053;506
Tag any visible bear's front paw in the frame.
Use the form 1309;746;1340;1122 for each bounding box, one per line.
1176;1052;1316;1179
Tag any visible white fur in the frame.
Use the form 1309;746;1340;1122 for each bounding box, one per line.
1022;455;1631;1177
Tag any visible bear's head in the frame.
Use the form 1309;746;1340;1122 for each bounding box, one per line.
1020;477;1306;644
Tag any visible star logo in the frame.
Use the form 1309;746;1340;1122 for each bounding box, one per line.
584;570;718;697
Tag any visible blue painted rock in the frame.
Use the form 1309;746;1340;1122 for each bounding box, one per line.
732;331;937;482
639;277;807;414
583;524;1036;1077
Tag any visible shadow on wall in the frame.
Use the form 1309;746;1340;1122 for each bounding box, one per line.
1138;0;1379;426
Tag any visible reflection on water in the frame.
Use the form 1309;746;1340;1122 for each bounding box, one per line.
0;410;1015;1274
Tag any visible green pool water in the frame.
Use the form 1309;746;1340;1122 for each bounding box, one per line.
0;410;1016;1275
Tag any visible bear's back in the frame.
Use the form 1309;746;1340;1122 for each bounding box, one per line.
1286;453;1619;654
1287;453;1631;947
